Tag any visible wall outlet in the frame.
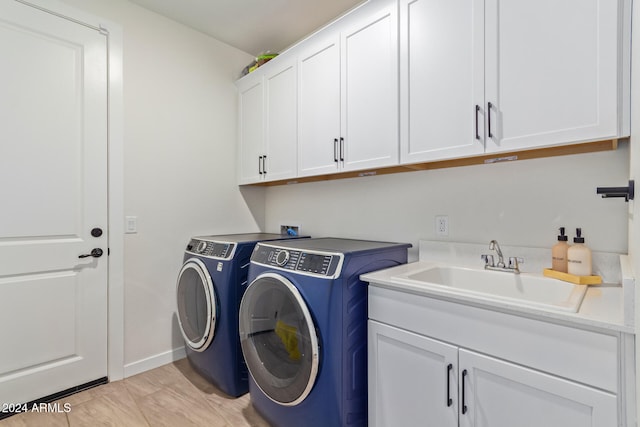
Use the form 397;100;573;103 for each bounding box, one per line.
280;224;300;236
435;215;449;236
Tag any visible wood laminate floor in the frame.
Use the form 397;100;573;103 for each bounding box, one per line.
0;358;270;427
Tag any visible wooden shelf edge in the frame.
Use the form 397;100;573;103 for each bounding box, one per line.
543;268;602;285
242;139;619;187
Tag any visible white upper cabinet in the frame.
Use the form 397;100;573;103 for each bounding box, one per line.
264;58;298;181
400;0;629;164
237;59;298;184
298;4;399;177
341;5;399;172
400;0;485;163
238;0;631;183
484;0;623;153
237;73;264;184
298;35;342;177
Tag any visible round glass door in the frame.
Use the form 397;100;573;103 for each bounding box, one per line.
176;258;217;351
239;273;319;406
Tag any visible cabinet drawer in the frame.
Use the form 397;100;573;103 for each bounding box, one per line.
369;285;619;393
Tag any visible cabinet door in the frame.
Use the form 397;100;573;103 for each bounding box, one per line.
264;59;297;181
485;0;620;153
400;0;485;163
237;74;264;184
341;5;399;171
368;321;458;427
298;35;341;177
458;349;617;427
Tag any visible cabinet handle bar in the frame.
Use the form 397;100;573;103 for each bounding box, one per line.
461;369;468;415
446;363;453;407
475;105;481;140
487;102;494;139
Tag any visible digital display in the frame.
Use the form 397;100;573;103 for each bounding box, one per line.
211;243;231;258
299;254;328;272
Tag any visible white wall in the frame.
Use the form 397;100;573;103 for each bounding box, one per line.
56;0;635;383
58;0;263;372
265;144;629;262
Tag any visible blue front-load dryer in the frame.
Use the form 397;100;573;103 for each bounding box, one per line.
239;238;411;426
176;233;308;397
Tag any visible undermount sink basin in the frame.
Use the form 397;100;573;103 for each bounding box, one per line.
393;265;588;313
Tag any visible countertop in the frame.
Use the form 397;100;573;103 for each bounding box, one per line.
362;259;633;334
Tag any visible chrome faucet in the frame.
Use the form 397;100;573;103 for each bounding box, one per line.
489;240;505;268
481;240;524;274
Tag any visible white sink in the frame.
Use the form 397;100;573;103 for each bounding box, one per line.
392;265;588;313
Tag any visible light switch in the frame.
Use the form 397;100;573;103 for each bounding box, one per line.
125;216;137;234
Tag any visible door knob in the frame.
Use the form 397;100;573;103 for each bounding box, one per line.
79;248;104;258
91;227;103;237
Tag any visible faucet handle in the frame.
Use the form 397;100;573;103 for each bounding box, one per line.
508;257;524;269
481;254;495;268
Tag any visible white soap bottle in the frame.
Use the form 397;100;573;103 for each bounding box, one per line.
567;228;592;276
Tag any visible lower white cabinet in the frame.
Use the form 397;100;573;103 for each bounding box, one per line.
369;321;458;426
459;348;617;427
368;302;620;427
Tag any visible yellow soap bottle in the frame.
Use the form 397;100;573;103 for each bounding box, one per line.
551;227;569;273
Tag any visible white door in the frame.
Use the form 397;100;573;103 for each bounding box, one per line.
368;321;458;427
484;0;619;152
0;0;108;404
341;5;398;171
458;349;617;427
298;35;341;177
237;74;264;184
400;0;485;163
264;58;298;182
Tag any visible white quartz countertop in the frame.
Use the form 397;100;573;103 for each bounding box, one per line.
362;259;632;334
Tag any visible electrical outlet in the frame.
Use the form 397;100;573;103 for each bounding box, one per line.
280;224;300;236
435;215;449;236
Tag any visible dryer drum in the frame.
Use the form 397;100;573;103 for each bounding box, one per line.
176;258;217;352
239;273;320;406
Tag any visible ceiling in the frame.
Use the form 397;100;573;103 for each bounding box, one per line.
129;0;365;57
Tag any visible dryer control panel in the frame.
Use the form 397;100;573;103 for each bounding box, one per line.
186;239;236;260
251;244;343;278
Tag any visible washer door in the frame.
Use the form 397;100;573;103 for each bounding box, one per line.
176;258;217;352
239;273;319;406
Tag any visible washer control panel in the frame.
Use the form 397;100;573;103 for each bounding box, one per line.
251;244;343;278
186;239;235;260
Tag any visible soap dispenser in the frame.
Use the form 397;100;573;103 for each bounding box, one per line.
567;228;592;276
551;227;569;273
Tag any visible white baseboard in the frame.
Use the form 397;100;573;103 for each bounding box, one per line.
123;346;186;378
